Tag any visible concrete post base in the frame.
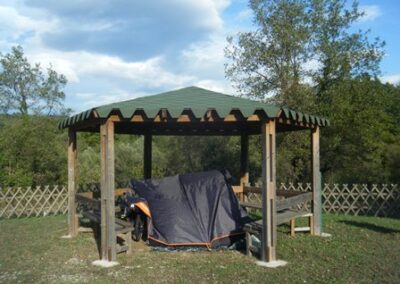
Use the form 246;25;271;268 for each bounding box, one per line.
256;260;287;268
92;260;119;268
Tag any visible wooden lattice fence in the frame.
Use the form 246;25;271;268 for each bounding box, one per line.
0;185;68;218
1;183;399;219
245;183;400;218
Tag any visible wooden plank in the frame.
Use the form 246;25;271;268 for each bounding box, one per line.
114;217;134;228
81;211;133;233
261;119;277;262
79;191;93;198
311;126;322;235
276;210;310;224
76;193;101;211
82;210;101;223
241;192;312;211
68;129;78;237
232;185;243;194
240;202;262;209
114;188;130;197
144;133;152;179
116;245;129;254
244;186;261;194
276;192;312;211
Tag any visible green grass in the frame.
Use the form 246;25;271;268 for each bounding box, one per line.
0;214;399;283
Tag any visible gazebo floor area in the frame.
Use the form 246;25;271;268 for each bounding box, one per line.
1;214;399;283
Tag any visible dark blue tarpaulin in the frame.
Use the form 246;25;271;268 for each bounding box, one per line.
129;170;249;248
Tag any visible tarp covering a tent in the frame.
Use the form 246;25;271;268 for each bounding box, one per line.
129;170;250;248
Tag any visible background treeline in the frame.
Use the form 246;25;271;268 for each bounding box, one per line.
1;0;399;187
0;78;399;188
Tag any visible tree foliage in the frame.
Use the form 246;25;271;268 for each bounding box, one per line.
225;0;398;184
0;46;68;115
225;0;384;107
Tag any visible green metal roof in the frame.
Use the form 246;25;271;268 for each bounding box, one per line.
58;86;329;129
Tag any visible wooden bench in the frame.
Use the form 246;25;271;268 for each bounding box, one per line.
240;190;313;257
77;193;134;254
244;209;313;257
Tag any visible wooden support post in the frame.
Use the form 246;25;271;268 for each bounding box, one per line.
261;120;277;262
240;133;249;202
100;123;107;260
68;129;78;237
100;119;117;262
311;126;322;235
144;133;152;179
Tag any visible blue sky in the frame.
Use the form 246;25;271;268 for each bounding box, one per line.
0;0;399;113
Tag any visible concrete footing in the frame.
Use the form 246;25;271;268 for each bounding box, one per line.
256;260;287;268
92;260;119;268
60;235;73;239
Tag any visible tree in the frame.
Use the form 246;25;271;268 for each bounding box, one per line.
310;0;384;98
0;46;68;115
225;0;311;106
0;116;68;186
225;0;389;183
225;0;384;107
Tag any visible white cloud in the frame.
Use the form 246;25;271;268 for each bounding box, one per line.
0;5;56;41
181;35;226;77
380;74;400;85
236;8;253;21
73;89;145;111
27;49;196;87
359;5;382;22
196;79;235;94
21;0;231;60
0;1;237;112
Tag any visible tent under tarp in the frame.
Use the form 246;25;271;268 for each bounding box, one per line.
129;170;250;248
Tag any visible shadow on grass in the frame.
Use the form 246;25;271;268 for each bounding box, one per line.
339;220;400;234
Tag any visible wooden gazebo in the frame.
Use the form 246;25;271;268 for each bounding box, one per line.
59;86;329;266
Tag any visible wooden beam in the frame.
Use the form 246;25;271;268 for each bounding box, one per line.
100;118;117;262
247;114;261;121
68;129;78;237
177;114;191;122
144;133;152;179
261;119;277;262
239;133;249;201
311;126;322;235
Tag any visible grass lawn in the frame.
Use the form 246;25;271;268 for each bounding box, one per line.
0;214;399;284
